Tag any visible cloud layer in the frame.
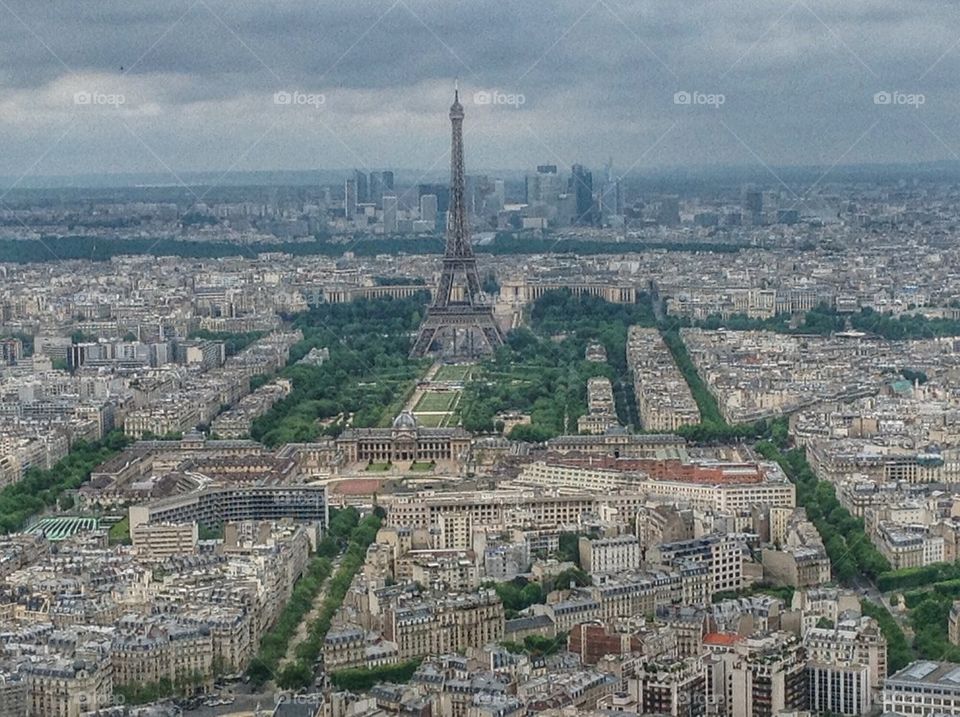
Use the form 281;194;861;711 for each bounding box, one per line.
0;0;958;179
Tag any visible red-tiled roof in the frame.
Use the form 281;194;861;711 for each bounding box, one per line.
703;632;741;646
546;455;764;484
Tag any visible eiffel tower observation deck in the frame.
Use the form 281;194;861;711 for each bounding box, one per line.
410;86;505;358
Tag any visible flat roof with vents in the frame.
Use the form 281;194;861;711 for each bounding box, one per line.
887;660;960;690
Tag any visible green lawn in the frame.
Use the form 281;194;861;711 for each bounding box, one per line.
409;461;435;472
435;364;472;382
415;391;455;412
365;462;391;472
109;516;131;545
414;413;448;427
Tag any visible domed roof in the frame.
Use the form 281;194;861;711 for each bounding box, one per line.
392;411;419;430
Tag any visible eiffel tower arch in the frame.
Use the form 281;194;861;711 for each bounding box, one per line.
410;87;505;359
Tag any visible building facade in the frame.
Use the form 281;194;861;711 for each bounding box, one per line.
336;412;471;464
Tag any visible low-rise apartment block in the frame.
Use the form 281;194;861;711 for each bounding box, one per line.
578;535;641;574
627;326;700;431
576;377;620;434
884;660;960;716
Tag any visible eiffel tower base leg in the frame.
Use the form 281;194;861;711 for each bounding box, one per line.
410;313;504;359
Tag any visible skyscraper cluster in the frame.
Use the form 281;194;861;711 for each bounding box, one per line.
516;162;622;229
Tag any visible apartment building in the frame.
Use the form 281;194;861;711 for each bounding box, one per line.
128;484;329;532
515;459;796;514
576;377;620;434
179;606;252;676
627;326;700;431
174;339;225;370
0;670;27;717
22;657;113;717
537;568;710;632
385;490;599;532
384;590;504;661
630;656;706;717
0;337;23;365
111;619;214;693
130;521;198;558
401;550;480;592
649;533;746;594
874;522;944;570
724;633;808;717
884;661;960;716
804;625;885;715
323;627;367;671
578;535;641;574
761;509;831;588
123;400;200;438
791;588;861;636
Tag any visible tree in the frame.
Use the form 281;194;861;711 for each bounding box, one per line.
547;567;591;591
557;533;581;565
0;430;130;535
508;423;554;443
330;660;422;691
71;330;96;344
277;660;312;690
246;658;273;687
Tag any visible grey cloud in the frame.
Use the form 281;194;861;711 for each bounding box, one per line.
0;0;958;177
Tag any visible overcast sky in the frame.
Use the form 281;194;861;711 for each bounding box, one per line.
0;0;957;180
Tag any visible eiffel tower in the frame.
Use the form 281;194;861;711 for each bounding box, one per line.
410;86;505;358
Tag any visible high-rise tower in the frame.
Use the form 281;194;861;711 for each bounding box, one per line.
410;86;505;358
571;164;595;226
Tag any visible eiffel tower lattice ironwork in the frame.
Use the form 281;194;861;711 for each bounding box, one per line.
410;86;505;358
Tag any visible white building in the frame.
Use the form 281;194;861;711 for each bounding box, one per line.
804;616;887;714
884;661;960;716
649;533;746;594
579;535;641;575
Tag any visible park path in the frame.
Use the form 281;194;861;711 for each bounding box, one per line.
280;555;341;667
402;361;443;412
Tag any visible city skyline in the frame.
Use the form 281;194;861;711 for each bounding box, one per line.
0;1;959;181
4;5;960;715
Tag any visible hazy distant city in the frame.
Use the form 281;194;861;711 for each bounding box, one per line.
6;3;960;717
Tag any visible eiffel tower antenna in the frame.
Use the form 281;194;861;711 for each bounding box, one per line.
410;85;505;358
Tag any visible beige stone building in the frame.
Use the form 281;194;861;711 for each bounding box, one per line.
578;535;641;574
131;521;198;558
111;620;214;694
627;326;700;431
804;616;887;695
336;411;471;465
23;657;112;717
950;601;960;646
384;590;504;660
576;377;620;434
